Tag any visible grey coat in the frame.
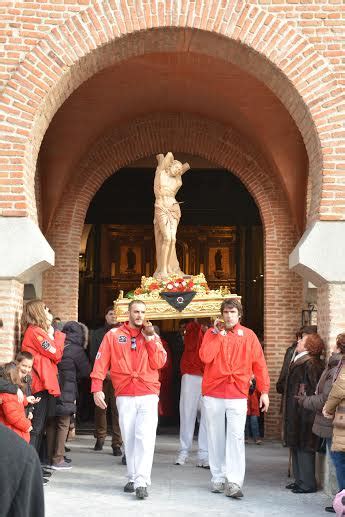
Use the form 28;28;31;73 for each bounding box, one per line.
301;353;342;439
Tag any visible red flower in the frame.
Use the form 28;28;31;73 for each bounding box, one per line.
149;283;159;291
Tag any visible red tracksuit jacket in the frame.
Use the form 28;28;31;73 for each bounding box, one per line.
199;323;270;397
21;325;65;396
0;393;31;442
90;322;167;396
180;321;205;377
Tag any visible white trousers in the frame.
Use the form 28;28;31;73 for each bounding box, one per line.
179;374;208;460
116;394;158;489
203;396;247;487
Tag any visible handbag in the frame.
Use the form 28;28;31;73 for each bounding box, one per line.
333;401;345;429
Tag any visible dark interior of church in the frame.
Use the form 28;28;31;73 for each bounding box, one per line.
86;167;261;226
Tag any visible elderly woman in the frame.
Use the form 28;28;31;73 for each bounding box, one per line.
323;334;345;497
284;332;325;493
298;337;343;512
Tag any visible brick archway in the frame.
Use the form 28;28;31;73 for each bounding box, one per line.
0;1;343;224
43;113;302;435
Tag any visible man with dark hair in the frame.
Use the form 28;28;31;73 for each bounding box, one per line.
91;300;167;499
90;306;122;456
200;298;270;499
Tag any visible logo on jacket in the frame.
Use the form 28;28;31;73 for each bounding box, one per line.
118;335;127;344
237;329;244;336
96;351;101;360
41;340;51;350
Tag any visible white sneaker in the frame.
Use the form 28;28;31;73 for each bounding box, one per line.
211;481;225;493
175;454;187;465
51;460;72;470
225;481;243;498
196;460;210;469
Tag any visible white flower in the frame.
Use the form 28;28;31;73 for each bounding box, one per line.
182;281;187;286
167;284;173;290
174;282;179;287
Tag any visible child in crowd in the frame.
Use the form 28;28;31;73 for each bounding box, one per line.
245;375;262;445
333;489;345;516
0;351;39;442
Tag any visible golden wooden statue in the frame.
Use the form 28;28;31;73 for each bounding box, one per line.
114;153;240;321
153;152;190;279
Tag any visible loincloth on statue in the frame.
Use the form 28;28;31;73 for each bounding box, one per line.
154;203;181;227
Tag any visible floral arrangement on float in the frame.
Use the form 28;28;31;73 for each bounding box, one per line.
117;274;236;321
128;273;210;299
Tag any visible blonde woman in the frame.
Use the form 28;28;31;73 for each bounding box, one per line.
21;300;65;458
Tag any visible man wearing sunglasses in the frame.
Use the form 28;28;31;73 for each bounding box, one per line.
90;300;167;500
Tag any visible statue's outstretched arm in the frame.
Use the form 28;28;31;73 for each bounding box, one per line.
181;162;190;175
162;152;174;171
156;154;165;168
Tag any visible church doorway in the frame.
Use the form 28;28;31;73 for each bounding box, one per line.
77;158;264;429
79;159;263;334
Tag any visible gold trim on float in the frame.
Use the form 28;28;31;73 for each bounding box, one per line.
114;291;241;321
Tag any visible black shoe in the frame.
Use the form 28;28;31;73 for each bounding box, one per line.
64;456;72;463
94;439;104;451
121;454;127;465
43;478;49;486
112;446;122;457
286;483;299;490
124;481;135;493
65;446;71;453
42;469;52;477
292;487;317;494
325;507;336;513
136;487;148;499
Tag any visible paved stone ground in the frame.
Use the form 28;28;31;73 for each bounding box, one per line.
45;434;330;517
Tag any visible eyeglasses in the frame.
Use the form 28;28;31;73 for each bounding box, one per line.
131;337;137;351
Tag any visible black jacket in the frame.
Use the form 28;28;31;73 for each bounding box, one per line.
276;342;297;395
0;423;44;517
56;321;91;417
283;353;324;451
89;324;114;364
0;376;17;396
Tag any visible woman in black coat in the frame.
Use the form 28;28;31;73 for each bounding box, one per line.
284;332;324;494
46;321;90;469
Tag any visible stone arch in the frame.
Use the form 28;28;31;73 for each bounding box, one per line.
0;0;343;223
42;113;302;434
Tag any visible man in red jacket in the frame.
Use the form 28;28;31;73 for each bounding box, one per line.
199;298;270;499
175;319;210;467
91;300;167;500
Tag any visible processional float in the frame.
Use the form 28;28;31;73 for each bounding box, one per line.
114;152;240;322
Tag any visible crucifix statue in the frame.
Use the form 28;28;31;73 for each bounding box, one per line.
153;152;190;279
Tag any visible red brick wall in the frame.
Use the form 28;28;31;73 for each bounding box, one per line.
318;283;345;351
0;1;344;223
0;280;24;363
42;113;303;436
